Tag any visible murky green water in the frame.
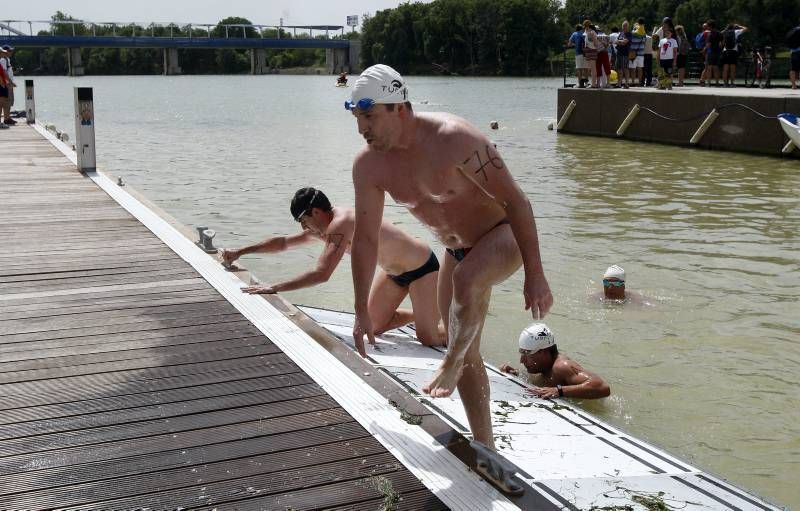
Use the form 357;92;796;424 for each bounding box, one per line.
26;75;799;508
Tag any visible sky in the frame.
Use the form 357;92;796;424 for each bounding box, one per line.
5;1;418;29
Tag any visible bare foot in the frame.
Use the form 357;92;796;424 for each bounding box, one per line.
422;359;464;397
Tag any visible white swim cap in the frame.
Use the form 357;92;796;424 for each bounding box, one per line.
603;265;626;280
346;64;409;110
519;323;556;352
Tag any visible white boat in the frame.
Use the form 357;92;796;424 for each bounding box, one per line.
778;113;800;147
298;304;785;511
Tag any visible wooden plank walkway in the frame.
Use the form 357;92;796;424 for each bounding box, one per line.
0;125;449;510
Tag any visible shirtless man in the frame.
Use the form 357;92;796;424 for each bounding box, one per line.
499;323;610;400
222;187;444;351
347;65;553;454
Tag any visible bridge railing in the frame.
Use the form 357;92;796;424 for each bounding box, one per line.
0;19;345;40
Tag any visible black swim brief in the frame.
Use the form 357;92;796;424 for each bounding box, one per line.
388;250;440;287
446;247;472;262
445;220;510;263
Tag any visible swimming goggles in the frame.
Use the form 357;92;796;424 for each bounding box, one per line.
602;279;625;287
294;190;319;222
344;98;376;111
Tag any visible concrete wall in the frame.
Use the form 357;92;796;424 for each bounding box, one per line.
557;88;799;158
67;48;84;76
325;47;350;74
163;48;181;75
348;40;362;73
250;48;268;75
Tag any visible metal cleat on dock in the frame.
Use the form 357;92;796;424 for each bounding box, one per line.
196;226;218;253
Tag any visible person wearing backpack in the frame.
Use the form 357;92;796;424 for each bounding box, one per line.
721;23;747;87
705;20;723;86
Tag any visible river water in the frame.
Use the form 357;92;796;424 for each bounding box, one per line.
24;75;799;508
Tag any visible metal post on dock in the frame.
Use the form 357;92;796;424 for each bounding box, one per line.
73;87;96;172
616;104;640;136
24;79;35;124
690;109;719;145
556;100;576;131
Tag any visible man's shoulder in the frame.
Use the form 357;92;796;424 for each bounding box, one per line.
352;146;386;177
421;112;483;145
329;208;356;234
553;356;583;376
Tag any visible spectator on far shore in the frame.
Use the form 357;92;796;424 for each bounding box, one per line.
583;20;599;88
722;23;747;87
615;21;632;88
658;28;678;89
705;20;723;86
697;22;711;86
675;25;691;86
567;24;588;88
642;31;655;87
0;46;15;126
595;26;612;88
629;19;646;86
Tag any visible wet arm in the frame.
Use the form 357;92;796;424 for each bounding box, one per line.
556;362;611;399
459;140;549;285
351;162;384;316
231;231;314;259
476;145;545;278
269;232;348;292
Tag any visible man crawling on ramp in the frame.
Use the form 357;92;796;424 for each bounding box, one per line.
222;187;445;352
347;65;553;494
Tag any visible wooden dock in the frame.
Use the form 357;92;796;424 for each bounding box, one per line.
0;125;455;510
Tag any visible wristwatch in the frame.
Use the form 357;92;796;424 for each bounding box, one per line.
556;384;564;397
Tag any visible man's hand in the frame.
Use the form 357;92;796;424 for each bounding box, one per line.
527;386;559;399
352;312;375;358
499;363;519;376
524;272;553;319
241;285;277;294
221;248;240;266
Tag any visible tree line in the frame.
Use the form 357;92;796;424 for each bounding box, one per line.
360;0;800;76
360;0;562;76
9;2;800;76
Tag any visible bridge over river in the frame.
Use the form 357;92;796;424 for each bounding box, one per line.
0;19;360;75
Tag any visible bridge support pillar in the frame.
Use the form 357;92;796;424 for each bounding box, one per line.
163;48;182;75
67;48;84;76
348;40;362;73
250;49;268;75
326;48;349;74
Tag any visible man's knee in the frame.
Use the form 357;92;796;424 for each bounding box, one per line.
451;266;489;306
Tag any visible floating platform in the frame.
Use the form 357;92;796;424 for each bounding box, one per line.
300;305;787;511
556;86;800;158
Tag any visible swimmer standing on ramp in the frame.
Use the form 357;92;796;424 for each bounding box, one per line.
346;64;553;494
